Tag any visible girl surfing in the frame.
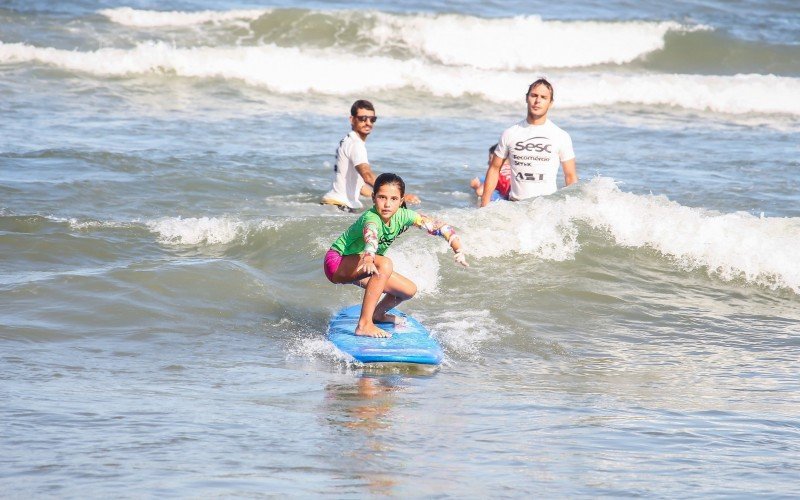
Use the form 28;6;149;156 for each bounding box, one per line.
324;173;468;338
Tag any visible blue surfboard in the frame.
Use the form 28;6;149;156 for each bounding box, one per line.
327;305;443;365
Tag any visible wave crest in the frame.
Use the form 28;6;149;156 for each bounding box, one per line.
459;177;800;293
3;40;798;116
98;7;702;69
98;7;271;28
146;216;284;246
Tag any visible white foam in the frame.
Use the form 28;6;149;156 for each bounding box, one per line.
99;8;700;69
371;13;694;69
386;239;442;295
559;72;800;115
424;309;501;361
458;177;800;293
580;178;800;292
462;199;580;261
65;218;136;230
3;40;798;117
98;7;270;27
146;216;283;246
287;335;355;364
39;215;136;230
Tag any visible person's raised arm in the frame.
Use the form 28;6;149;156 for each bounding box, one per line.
414;214;468;267
562;158;578;187
480;154;505;207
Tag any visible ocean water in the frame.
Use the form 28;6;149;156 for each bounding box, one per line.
2;0;800;497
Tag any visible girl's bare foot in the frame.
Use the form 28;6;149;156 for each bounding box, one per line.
470;177;484;196
373;313;407;327
355;323;391;338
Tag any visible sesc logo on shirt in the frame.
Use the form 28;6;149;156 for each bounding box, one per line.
510;136;553;173
513;136;552;153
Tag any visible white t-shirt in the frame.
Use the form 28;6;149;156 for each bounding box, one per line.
494;119;575;200
322;131;368;209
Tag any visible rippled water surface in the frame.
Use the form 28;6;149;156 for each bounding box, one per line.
2;0;799;497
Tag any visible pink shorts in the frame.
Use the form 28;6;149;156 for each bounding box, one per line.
324;249;343;282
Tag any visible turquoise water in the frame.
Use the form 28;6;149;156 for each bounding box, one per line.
2;1;799;497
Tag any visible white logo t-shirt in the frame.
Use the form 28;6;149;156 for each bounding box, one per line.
323;131;368;209
494;119;575;200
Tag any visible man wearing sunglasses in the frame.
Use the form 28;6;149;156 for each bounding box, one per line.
322;100;420;211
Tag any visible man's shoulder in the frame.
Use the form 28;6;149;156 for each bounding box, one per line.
502;119;535;137
351;130;368;142
544;119;570;136
340;130;366;146
544;120;575;158
338;131;368;162
504;120;528;133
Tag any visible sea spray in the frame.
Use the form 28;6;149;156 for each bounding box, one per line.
453;177;800;293
3;41;798;116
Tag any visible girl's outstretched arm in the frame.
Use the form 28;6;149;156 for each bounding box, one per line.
414;214;468;267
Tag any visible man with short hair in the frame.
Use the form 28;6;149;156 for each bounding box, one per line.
480;79;577;207
322;100;419;211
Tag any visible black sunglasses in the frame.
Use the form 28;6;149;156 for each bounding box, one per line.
355;115;377;123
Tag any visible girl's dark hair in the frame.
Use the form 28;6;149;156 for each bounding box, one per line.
373;172;407;208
